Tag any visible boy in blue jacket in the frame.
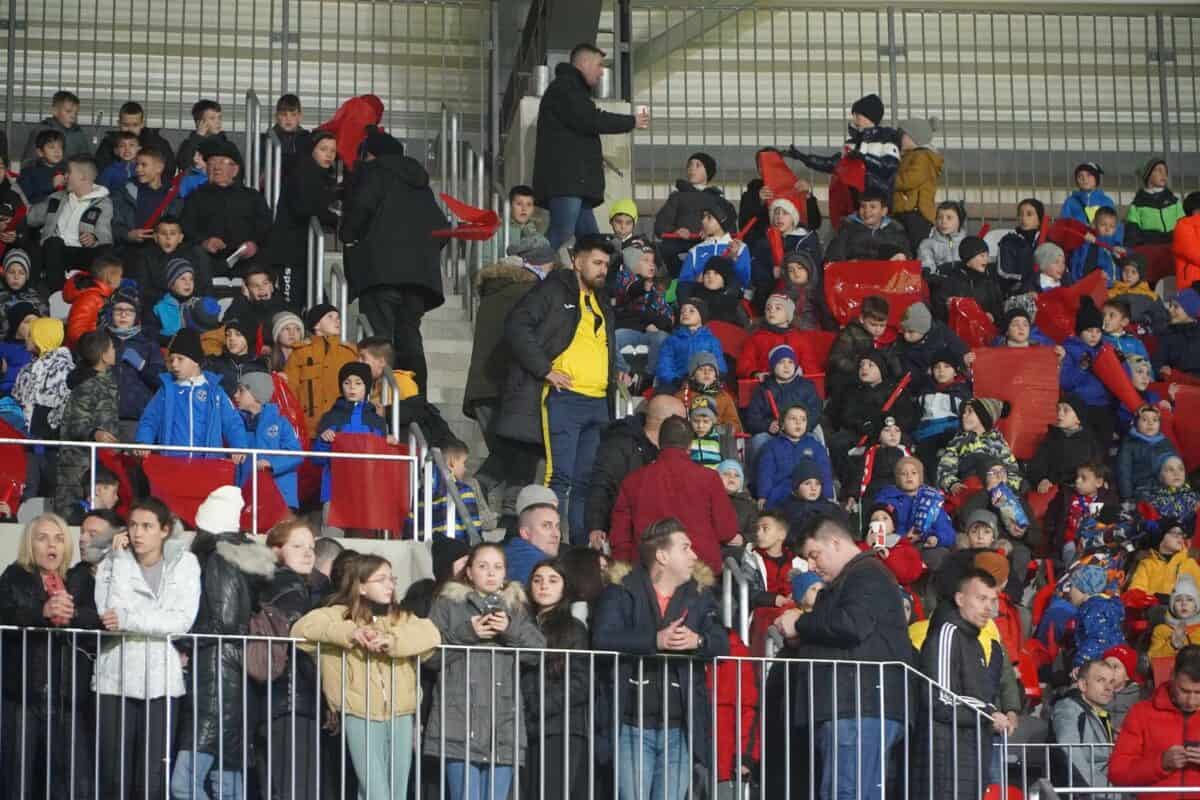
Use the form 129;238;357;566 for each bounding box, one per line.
134;328;248;457
744;344;821;465
1060;297;1115;445
1100;298;1149;361
654;297;727;388
313;362;391;502
1068;207;1125;285
756;403;834;508
677;206;751;289
1116;405;1178;501
232;371;302;508
17;130;67;205
152;257;221;340
1060;162;1117;225
873;456;957;551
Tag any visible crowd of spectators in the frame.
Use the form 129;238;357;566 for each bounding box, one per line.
3;38;1200;800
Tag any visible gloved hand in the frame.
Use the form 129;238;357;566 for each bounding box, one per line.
121;348;146;371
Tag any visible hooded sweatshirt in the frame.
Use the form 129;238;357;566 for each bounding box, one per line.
55;185;111;246
1149;574;1200;658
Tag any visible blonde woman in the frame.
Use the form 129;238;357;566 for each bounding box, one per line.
0;511;99;798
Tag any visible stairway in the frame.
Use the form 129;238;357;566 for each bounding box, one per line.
422;295;487;462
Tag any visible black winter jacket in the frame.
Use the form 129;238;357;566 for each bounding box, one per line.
463;262;540;417
592;563;727;766
653;181;737;237
204;350;269;399
223;293;290;355
178;532;276;768
255;565;328;722
893;321;970;394
583;413;658;533
789;552;911;723
497;268;616;444
522;607;591;738
266;156;339;272
96;127;177;178
129;241;212;300
340;153;447;308
933;262;1006;322
823;215;912;263
1027;425;1106;488
916;604;1000;800
0;562;100;708
829;376;918;439
531;63;636;207
180;181;273;263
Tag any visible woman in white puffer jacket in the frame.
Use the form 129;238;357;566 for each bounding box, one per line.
93;496;200;799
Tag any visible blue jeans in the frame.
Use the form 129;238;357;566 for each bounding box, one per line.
445;761;514;800
815;717;903;800
544;389;609;543
547;196;600;249
170;751;243;800
344;714;414;800
617;725;690;800
615;328;670;374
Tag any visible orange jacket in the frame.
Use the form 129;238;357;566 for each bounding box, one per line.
1174;214;1200;290
283;335;358;437
63;275;114;348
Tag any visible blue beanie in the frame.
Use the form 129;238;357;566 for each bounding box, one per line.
1072;564;1107;596
1177;287;1200;321
792;570;824;600
716;459;744;482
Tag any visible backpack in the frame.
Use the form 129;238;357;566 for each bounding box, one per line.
246;588;299;682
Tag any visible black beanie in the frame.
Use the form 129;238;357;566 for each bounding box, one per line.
958;236;989;264
851;94;885;126
681;296;709;325
1060;393;1089;427
338;361;374;396
1075;296;1103;334
688;152;717;182
304;303;338;333
223;317;253;343
168;328;205;366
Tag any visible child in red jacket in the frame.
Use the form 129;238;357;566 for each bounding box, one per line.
742;510;798;655
738;293;823;378
707;632;759;790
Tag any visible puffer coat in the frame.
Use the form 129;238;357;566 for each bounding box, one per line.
422;580;547;765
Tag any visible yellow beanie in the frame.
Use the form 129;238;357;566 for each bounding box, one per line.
30;317;65;356
608;199;638;222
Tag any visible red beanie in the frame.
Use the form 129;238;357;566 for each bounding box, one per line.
1103;644;1143;685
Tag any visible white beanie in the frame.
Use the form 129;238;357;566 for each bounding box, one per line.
195;485;245;533
769;198;800;224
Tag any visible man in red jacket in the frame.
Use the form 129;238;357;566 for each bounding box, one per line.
1110;645;1200;799
609;416;741;573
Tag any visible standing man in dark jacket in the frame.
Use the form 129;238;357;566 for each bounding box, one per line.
584;394;685;550
497;233;621;544
592;517;729;800
775;517;913;800
532;44;649;249
916;568;1016;800
180;139;273;283
340;129;447;395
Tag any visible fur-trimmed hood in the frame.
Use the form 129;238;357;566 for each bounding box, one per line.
475;260;542;297
190;530;276;578
606;560;716;589
437;577;529;611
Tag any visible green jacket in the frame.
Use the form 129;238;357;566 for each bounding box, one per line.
1126;188;1184;245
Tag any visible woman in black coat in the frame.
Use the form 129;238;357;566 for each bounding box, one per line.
523;559;591;800
171;513;277;799
254;519;331;800
267;131;340;306
0;512;100;800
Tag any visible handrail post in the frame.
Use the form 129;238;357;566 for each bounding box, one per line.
244;91;260;190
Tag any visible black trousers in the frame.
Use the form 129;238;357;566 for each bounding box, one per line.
359;286;428;395
894;210;933;253
98;694;177;800
256;715;322;800
524;733;587;800
40;237;101;292
1;696;94;800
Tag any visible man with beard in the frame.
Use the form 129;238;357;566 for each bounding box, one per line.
497;233;623;544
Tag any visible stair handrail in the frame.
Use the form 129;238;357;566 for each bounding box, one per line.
244;91;263;190
307;217;325;310
429;445;483;545
263;128;283;213
722;556;751;644
329;260;349;341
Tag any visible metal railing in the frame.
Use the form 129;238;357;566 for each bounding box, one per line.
721;556;751;643
307;216;327;311
245;90;265;190
438;104;492;318
0;624;1022;800
328;260;350;342
244;89;282;210
2;436;426;540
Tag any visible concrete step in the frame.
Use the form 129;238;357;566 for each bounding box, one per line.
426;296;471;322
425;385;467;407
426;364;469;389
422;338;474;356
423;318;474;340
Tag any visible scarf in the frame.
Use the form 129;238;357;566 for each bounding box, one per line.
41;571;70;626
